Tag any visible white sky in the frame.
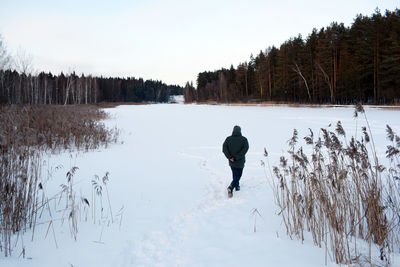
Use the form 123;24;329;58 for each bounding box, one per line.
0;0;398;86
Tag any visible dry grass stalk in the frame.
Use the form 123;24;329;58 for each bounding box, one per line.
251;208;262;233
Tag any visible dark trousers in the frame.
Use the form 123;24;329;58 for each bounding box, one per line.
230;166;243;190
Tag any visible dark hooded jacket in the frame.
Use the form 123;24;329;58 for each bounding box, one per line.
223;126;249;168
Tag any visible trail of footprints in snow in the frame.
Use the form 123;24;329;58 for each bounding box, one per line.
127;150;247;265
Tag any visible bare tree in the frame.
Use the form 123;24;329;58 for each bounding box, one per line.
85;76;89;104
0;34;12;70
14;48;33;75
316;62;334;103
0;34;12;103
43;74;48;104
94;77;97;103
292;62;312;102
13;49;35;103
64;73;75;105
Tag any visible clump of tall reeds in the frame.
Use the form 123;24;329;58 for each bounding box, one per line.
0;105;118;151
264;104;400;265
0;104;119;256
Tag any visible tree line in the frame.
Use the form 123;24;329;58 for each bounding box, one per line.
0;70;183;105
185;9;400;105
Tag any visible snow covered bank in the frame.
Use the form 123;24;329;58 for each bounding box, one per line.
3;104;400;266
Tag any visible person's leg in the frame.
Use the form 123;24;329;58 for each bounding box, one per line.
229;167;235;189
230;167;243;190
234;167;243;190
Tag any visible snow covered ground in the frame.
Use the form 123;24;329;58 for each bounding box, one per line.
3;104;400;267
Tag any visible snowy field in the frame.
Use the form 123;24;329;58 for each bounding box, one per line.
4;103;400;267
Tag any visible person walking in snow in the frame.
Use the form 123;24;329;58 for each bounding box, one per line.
223;125;249;197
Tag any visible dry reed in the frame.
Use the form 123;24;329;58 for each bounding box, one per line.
264;104;400;265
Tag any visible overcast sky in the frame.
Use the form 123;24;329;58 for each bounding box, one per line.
0;0;398;86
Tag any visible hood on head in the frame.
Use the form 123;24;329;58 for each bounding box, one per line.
232;125;242;136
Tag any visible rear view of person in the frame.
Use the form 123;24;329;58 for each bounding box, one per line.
222;125;249;198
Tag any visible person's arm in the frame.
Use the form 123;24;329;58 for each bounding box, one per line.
223;138;232;159
234;138;249;161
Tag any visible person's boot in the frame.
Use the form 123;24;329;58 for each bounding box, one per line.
236;185;240;191
227;186;233;198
